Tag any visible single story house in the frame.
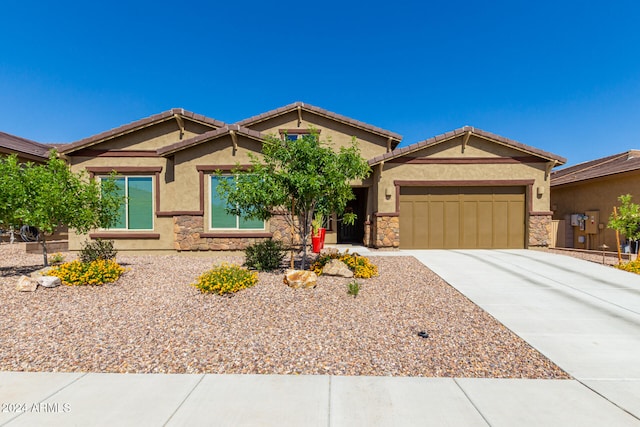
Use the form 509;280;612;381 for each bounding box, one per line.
58;102;566;252
551;150;640;250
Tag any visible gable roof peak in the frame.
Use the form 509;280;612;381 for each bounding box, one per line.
368;125;566;166
628;149;640;159
236;101;403;143
61;109;226;154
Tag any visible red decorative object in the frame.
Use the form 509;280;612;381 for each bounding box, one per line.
312;235;323;253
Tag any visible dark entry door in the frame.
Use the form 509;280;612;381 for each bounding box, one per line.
338;187;367;244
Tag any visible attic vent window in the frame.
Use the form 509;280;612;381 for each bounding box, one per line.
278;129;321;141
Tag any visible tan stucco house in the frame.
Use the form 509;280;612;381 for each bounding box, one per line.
58;102;566;252
551;150;640;251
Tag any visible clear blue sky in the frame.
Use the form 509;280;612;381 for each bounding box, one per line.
1;1;639;167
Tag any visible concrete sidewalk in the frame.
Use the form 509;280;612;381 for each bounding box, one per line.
2;249;640;426
1;372;637;426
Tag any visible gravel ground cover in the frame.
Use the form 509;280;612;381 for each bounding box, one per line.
0;244;568;378
549;248;630;266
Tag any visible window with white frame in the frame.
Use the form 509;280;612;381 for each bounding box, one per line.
101;176;154;230
210;175;264;230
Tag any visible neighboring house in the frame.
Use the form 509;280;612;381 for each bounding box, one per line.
0;131;51;163
59;102;565;252
551;150;640;251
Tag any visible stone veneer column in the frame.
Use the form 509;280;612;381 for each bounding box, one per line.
174;215;204;250
268;212;298;247
363;220;371;247
373;214;400;248
528;214;552;247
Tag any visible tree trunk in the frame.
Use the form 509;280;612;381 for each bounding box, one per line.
41;232;48;267
300;211;309;270
290;197;295;269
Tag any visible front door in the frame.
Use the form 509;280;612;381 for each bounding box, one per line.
338;187;367;244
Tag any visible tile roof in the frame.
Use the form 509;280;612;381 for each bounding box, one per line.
236;101;403;145
0;131;51;160
157;124;263;156
551;150;640;186
61;109;226;154
368;126;567;166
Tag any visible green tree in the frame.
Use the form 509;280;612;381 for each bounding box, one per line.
0;155;24;236
608;194;640;255
0;152;123;266
216;131;370;269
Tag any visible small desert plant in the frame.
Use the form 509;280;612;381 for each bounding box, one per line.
311;250;378;278
347;280;361;297
48;252;66;265
615;259;640;274
244;239;286;271
79;238;117;263
192;263;258;295
48;259;126;286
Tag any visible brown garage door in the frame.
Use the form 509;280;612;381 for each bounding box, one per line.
399;186;525;249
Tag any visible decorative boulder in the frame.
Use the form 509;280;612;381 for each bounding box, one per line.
16;275;37;292
284;270;318;289
322;259;354;278
319;247;339;257
37;276;61;288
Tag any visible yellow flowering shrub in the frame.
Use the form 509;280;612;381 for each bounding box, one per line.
310;250;378;278
48;259;126;286
192;263;258;295
615;260;640;274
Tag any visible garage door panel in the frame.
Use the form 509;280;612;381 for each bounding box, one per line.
493;201;509;248
399;200;414;248
444;201;460;248
428;201;445;248
462;201;478;248
508;200;525;248
477;201;494;247
399;186;525;249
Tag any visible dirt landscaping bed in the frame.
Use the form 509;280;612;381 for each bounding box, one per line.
0;244;569;378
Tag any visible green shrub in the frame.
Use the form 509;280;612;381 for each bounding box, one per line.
244;239;286;271
310;250;378;278
48;259;126;286
48;252;66;265
79;238;117;263
347;280;361;297
615;259;640;274
192;263;258;295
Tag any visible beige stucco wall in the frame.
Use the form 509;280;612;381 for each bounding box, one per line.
243;110;392;161
66;119;219;252
551;171;640;250
373;135;552;214
82;120;210;151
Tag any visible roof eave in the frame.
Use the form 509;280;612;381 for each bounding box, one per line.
61;109;225;155
238;102;403;142
157;125;263;157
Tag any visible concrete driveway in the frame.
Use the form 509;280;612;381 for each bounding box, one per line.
410;249;640;420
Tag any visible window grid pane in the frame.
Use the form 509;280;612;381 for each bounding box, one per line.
127;177;153;230
101;176;153;230
211;176;264;230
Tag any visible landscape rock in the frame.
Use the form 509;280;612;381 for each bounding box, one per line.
319;247;339;257
16;275;37;292
322;259;354;278
37;276;61;288
283;270;317;289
